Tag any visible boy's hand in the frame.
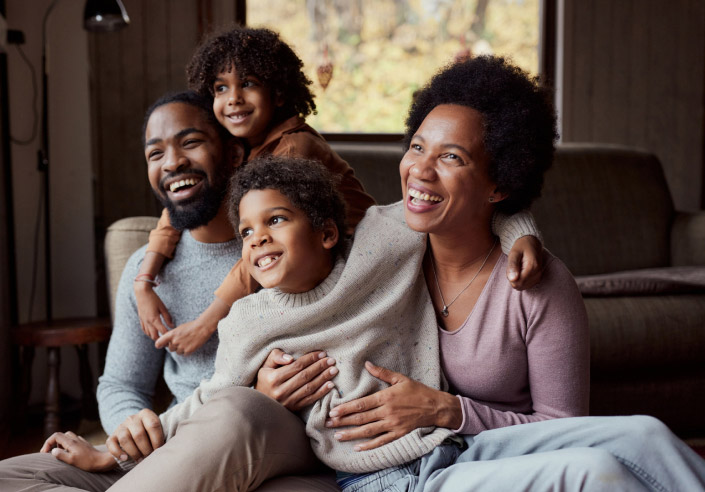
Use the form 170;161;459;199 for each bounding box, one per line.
507;235;545;290
106;409;164;463
154;297;230;355
40;431;116;472
134;281;174;340
256;349;338;411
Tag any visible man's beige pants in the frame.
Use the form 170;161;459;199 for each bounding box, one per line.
0;387;339;491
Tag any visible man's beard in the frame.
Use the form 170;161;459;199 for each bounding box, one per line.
155;170;228;231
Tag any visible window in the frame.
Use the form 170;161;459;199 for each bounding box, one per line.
247;0;541;134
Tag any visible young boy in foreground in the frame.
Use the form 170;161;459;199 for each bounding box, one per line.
148;154;453;475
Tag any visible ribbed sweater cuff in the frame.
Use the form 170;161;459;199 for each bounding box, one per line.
492;210;543;255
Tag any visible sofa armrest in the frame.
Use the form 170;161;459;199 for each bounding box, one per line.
671;211;705;266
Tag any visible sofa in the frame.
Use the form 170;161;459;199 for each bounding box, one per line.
105;142;705;438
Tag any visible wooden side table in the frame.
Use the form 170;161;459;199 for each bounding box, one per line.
12;317;112;437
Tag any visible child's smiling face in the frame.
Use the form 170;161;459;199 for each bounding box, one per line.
238;189;338;294
212;66;282;148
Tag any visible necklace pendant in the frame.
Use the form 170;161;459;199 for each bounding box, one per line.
441;306;449;317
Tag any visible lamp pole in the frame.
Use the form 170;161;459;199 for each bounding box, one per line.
39;0;58;321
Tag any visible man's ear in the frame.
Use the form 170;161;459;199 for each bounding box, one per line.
321;219;339;250
228;138;246;168
273;90;285;108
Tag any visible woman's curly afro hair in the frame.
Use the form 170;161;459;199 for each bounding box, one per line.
187;26;316;121
228;155;347;256
405;56;558;214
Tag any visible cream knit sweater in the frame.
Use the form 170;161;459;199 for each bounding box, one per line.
159;203;453;473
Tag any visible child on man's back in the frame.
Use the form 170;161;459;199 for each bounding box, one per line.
134;26;376;353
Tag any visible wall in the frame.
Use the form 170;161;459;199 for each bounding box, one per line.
557;0;705;211
7;0;96;402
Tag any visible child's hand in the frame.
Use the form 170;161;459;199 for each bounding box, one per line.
255;349;338;411
134;281;174;340
154;297;230;355
154;319;213;355
507;235;545;290
40;431;116;472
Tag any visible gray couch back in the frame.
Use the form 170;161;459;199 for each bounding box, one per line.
534;144;674;275
330;140;676;277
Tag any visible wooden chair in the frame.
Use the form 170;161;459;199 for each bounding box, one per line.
12;317;111;437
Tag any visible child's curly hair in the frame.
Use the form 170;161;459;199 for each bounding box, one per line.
405;56;558;215
187;26;316;121
228;155;347;256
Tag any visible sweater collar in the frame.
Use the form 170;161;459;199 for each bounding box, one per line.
267;257;345;308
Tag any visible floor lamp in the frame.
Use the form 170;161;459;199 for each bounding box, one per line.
40;0;129;321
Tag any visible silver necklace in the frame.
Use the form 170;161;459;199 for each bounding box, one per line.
429;238;497;317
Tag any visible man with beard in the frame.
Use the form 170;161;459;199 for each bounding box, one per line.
0;91;334;491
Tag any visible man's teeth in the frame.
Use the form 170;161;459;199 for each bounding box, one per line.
408;188;442;202
258;255;279;267
169;178;199;193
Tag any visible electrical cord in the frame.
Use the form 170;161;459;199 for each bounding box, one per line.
9;44;38;145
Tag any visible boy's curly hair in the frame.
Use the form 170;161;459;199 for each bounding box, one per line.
187;26;316;120
228;155;347;256
404;56;558;215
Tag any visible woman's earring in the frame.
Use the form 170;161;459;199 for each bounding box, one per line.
488;197;495;203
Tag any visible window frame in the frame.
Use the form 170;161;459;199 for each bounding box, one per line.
235;0;556;142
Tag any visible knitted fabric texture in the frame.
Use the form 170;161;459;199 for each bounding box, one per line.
159;203;453;473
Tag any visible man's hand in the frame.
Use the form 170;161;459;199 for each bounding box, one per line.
256;349;338;411
134;282;174;340
40;431;116;472
106;409;164;463
506;235;545;290
325;361;461;451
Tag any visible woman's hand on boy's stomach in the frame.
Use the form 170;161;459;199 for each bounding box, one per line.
325;361;462;451
255;349;338;411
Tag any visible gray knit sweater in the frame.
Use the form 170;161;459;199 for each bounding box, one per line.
159;203;455;473
97;231;240;434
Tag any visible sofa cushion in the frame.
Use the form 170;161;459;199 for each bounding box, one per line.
329;141;405;205
585;295;705;374
577;266;705;296
533;143;674;275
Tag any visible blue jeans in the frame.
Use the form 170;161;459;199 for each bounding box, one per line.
341;416;705;492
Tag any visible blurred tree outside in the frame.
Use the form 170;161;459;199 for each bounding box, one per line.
248;0;539;133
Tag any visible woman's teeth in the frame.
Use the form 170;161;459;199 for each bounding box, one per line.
408;188;442;203
169;178;199;192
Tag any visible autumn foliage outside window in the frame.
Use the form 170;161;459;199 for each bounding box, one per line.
248;0;540;133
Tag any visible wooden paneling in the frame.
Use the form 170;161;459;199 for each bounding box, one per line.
560;0;705;211
88;0;238;233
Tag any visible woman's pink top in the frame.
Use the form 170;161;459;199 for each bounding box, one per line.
439;253;590;435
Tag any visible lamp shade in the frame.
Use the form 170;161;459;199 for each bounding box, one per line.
83;0;130;32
